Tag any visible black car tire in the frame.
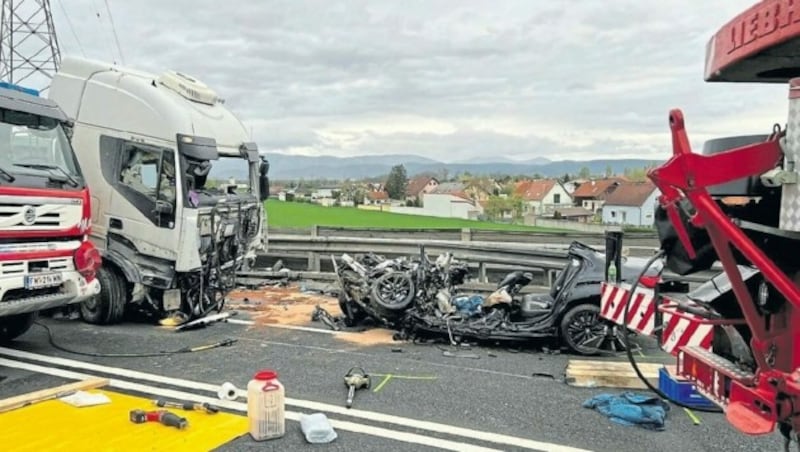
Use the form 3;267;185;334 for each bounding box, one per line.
0;312;37;343
370;271;415;317
560;303;608;356
80;266;126;325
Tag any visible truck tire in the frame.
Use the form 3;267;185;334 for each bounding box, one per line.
0;312;36;343
80;266;126;325
560;303;607;356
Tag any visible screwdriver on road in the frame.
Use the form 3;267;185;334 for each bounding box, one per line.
154;398;219;414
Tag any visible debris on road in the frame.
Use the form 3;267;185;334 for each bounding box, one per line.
344;366;371;408
174;311;237;332
582;392;670;431
441;350;481;359
300;413;338;444
311;305;341;331
155;398;220;414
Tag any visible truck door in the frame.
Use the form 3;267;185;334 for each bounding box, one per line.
106;137;180;260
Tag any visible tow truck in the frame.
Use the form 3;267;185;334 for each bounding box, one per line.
0;82;101;341
600;0;800;446
48;57;268;325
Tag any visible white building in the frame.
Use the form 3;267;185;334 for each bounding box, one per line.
601;182;659;227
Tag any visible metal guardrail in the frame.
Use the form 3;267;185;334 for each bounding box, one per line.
260;234;569;285
269;225;660;248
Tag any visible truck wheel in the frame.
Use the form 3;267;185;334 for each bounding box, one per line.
370;272;415;318
560;303;613;356
80;266;126;325
0;312;36;343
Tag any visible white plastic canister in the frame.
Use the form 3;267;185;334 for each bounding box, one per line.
247;369;286;440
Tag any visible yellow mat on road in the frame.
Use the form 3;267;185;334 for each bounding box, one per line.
0;389;248;451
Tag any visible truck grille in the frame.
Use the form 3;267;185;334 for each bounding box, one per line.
0;257;73;277
0;195;83;230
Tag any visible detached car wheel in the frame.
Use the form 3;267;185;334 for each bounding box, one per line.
80;266;126;325
370;272;415;318
560;303;624;356
0;312;36;343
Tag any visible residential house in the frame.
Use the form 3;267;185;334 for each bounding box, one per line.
364;190;390;206
311;187;340;207
406;176;439;205
422;183;483;219
601;181;660;227
463;178;501;202
572;178;623;214
514;179;572;215
543;206;595;223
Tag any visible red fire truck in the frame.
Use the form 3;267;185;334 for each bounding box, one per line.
0;82;101;341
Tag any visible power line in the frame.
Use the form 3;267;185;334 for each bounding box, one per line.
102;0;123;64
55;0;85;57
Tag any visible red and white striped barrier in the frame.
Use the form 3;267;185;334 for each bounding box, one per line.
600;282;713;355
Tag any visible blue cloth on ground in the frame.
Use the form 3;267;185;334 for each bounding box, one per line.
583;392;670;431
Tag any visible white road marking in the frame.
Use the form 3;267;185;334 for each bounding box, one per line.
227;318;339;335
0;357;501;452
0;347;590;452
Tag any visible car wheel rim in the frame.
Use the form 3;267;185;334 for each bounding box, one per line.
566;309;626;353
377;274;412;305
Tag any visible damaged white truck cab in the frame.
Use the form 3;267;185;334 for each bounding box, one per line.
48;57;269;324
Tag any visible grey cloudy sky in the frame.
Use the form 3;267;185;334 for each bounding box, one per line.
44;0;787;162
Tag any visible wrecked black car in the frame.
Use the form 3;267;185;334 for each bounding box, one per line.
332;242;661;355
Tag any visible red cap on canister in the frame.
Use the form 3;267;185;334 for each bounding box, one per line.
254;370;278;381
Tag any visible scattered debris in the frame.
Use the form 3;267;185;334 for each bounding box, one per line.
488;352;498;358
311;305;341;331
683;407;702;425
442;350;481;359
391;348;404;353
300;413;338;444
175;311;236;332
59;391;111;408
583;392;670;431
154;398;220;414
531;372;556;380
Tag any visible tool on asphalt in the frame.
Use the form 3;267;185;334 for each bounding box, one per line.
311;305;340;331
175;311;237;332
154;399;219;414
218;382;239;401
129;409;188;429
343;367;370;409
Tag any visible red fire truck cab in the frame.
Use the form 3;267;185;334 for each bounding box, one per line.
0;82;101;341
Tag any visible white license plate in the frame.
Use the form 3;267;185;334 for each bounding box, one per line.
24;273;63;289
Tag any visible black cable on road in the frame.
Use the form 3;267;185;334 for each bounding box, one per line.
33;322;237;358
622;250;723;413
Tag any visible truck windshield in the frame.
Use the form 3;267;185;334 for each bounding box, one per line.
203;156;252;195
0;111;81;184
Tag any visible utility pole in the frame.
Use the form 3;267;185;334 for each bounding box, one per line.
0;0;61;90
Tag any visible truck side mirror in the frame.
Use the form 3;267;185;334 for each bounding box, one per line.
259;159;270;201
259;175;270;201
154;200;174;215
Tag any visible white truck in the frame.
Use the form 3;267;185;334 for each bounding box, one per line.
48;57;269;324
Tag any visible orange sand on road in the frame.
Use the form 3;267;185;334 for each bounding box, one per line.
226;285;402;347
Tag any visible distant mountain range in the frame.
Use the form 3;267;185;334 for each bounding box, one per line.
210;153;662;180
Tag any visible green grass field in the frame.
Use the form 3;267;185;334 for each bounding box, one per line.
266;200;558;231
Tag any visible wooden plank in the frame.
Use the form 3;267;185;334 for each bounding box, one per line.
0;377;109;413
565;360;662;389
